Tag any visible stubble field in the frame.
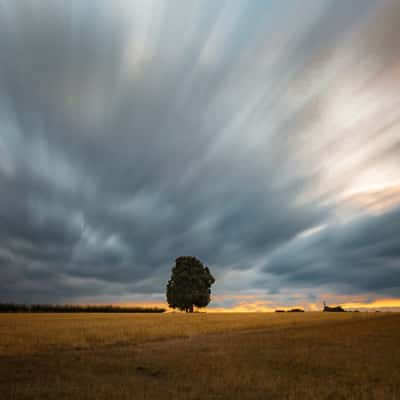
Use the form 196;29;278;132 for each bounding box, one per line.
0;312;399;399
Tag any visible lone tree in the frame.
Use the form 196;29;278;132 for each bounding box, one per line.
166;256;215;312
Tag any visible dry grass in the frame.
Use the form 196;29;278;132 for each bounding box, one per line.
0;311;376;355
0;312;399;399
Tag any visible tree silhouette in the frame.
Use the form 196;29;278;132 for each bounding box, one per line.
166;256;215;312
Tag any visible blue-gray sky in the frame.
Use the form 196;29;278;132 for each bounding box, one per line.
0;0;399;309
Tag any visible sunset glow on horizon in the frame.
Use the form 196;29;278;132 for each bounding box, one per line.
115;296;400;313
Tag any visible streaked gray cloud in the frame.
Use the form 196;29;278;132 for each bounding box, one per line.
264;206;400;295
0;0;399;306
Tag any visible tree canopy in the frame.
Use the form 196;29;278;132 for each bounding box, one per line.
166;256;215;312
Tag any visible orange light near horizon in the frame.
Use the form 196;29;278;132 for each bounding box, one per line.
207;301;304;313
341;298;400;310
110;297;400;313
208;297;400;313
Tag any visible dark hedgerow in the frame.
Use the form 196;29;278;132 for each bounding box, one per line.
0;303;166;313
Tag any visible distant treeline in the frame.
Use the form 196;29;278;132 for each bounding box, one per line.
0;303;166;313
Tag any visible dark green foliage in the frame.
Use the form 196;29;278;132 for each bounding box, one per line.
323;305;345;312
323;301;345;312
0;303;166;313
166;256;215;312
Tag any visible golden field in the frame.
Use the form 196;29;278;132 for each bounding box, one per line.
1;312;399;399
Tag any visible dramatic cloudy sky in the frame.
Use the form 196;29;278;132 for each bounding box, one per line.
1;0;399;310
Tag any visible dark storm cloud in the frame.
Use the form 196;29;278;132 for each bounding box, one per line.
264;206;400;296
0;1;399;303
